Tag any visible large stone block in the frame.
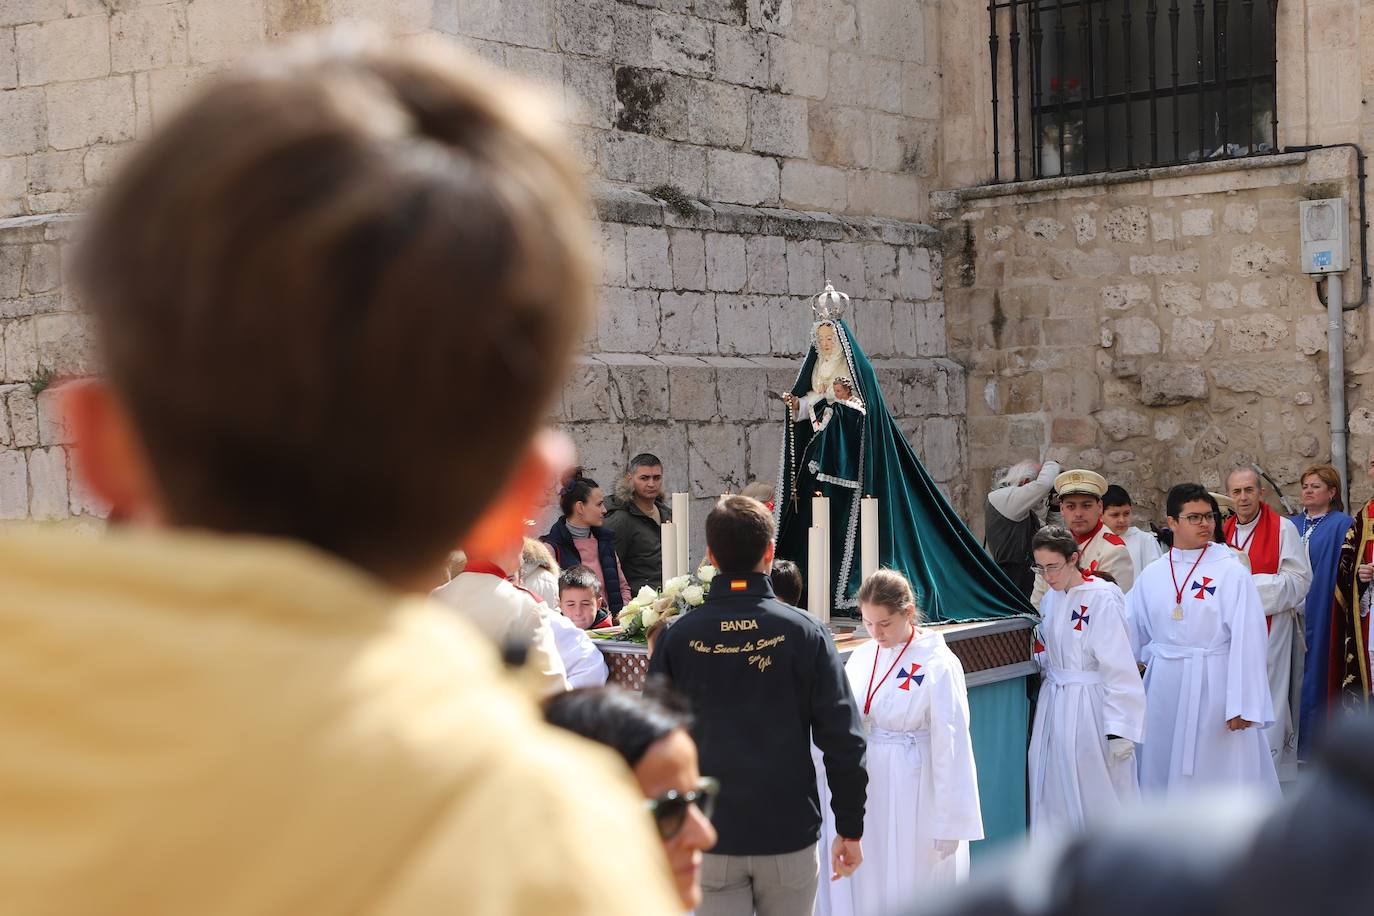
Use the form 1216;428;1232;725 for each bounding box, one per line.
662;355;717;420
6;385;36;446
564;57;614;129
600;132;708;195
921;416;963;482
780;160;847;212
704;232;747;291
2;318;35;382
0;448;25;519
1139;363;1207;406
746;421;781;483
715;356;771;421
744;234;788;294
659;289;718;353
596;222;627;287
1129;253;1199;276
687;421;747;496
686;79;749;148
17;14;108;86
562;358;614;421
554;0;617;57
1169;316;1216;358
614;66;689;139
34;312;90;375
828;50;900;113
897;246;933;300
749;92;808;158
625;225;673;289
46;76;136;150
187;0;265;64
823;241;866;297
1206;281;1238;310
27;443;66;520
458;0;552;49
849;298;894;357
1094;406;1149;442
846;171;923;222
808;104;871;168
714;24;768;88
598;286;660;352
1222;314;1289;352
1229;242;1290;277
706;149;780;206
667;229;707;291
604;353;671;418
768;35;827;99
111;5;189;73
767;296;810;356
0;87;45;156
650;12;714;77
1160;280;1201;316
23;243;59;295
715;293;772;355
1103;205;1149;243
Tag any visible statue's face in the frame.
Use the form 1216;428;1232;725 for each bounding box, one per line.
816;324;838;358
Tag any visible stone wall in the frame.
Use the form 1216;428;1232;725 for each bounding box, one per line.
0;0;942;222
934;147;1368;527
0;0;959;528
0;213;100;525
563;188;958;561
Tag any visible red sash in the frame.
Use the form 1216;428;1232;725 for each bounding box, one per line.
1224;503;1281;631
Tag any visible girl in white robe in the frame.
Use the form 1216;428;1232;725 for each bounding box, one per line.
1028;526;1146;839
817;569;983;915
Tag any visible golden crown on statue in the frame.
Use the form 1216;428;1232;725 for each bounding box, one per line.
811;281;850;321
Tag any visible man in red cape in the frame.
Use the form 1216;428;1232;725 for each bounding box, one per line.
1224;468;1311;781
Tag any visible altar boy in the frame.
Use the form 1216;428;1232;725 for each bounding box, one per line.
1125;483;1279;796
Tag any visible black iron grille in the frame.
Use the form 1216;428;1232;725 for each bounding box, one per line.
987;0;1279;182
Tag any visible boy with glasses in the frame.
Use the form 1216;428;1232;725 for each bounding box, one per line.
1125;483;1280;796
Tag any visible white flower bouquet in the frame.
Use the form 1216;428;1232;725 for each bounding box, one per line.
611;564;717;642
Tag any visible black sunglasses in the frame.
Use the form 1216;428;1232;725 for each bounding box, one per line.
646;777;719;840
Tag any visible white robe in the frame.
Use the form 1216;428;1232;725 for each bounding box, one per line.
521;568;609;689
1125;546;1279;796
1029;577;1146;839
1121;526;1165;581
816;632;983;915
1229;513;1312;781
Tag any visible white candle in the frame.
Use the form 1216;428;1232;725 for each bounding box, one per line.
661;522;678;585
861;497;879;583
672;492;690;575
811;494;830;619
808;525;826;621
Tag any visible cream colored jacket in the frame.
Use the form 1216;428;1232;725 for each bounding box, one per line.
0;527;678;916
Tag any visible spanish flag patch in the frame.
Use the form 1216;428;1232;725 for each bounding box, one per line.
730;579;749;591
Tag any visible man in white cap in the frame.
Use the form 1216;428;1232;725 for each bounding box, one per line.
1031;470;1134;608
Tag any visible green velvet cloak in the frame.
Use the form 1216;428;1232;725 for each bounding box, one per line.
773;318;1033;621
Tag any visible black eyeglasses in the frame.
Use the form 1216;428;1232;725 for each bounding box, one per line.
1179;512;1217;525
646;777;719;840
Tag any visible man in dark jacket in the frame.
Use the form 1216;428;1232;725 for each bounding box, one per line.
649;495;867;916
603;453;671;592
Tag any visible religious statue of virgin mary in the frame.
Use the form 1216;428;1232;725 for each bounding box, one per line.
774;285;1030;620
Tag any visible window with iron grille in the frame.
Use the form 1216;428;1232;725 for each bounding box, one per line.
987;0;1279;182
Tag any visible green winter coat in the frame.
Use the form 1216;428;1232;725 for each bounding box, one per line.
602;495;672;593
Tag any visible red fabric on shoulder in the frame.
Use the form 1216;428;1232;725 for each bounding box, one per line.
1223;503;1280;575
1102;531;1126;547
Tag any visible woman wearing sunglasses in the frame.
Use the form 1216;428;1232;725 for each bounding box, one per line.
544;685;718;911
1027;525;1146;839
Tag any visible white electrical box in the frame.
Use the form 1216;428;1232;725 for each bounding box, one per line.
1300;197;1349;274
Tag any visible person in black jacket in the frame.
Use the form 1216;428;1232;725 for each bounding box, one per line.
649;495;867;916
